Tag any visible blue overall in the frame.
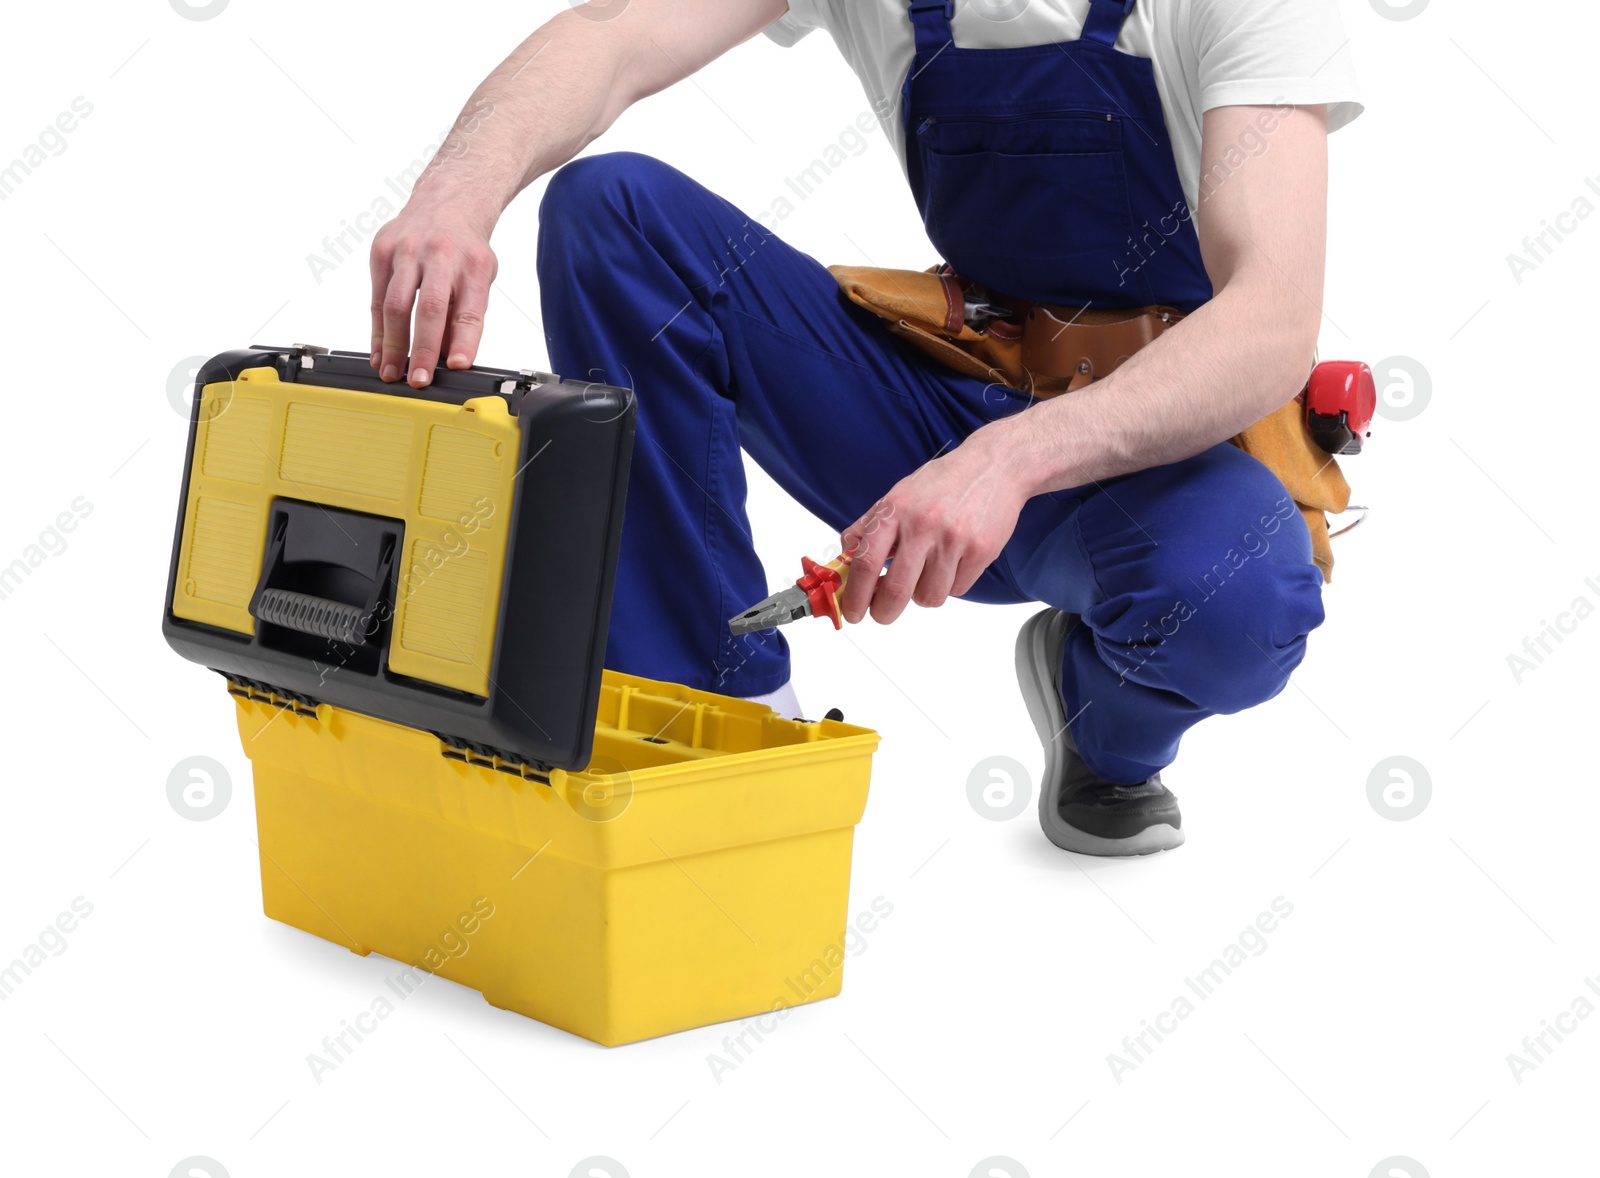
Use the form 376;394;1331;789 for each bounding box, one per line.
536;0;1326;783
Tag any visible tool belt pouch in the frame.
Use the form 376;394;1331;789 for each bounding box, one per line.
830;264;1018;387
828;264;1349;582
1229;399;1349;583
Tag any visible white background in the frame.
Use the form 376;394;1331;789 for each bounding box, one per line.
0;0;1593;1174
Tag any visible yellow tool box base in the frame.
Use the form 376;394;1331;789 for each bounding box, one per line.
235;671;878;1047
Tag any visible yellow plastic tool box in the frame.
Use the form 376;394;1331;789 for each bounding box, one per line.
163;345;879;1045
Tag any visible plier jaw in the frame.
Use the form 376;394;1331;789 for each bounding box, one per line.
728;585;812;636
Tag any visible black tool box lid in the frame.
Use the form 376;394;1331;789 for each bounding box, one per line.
162;345;635;774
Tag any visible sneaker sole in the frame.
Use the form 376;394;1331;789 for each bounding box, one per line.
1014;609;1186;857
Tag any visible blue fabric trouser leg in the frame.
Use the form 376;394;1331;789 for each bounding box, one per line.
536;153;1327;782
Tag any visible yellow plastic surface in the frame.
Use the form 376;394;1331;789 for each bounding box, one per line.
236;670;879;1046
172;366;520;696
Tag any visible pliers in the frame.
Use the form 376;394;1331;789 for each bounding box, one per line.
728;555;852;636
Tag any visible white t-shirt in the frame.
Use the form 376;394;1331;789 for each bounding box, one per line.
764;0;1363;212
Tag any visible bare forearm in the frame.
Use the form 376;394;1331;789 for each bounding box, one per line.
980;278;1321;496
407;17;633;232
407;1;784;233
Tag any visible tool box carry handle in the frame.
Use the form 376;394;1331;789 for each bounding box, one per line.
246;499;402;663
254;587;376;646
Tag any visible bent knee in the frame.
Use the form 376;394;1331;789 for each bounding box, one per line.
1096;549;1325;714
1184;554;1323;663
540;151;682;229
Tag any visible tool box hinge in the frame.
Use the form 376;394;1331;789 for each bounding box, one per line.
222;674;322;719
434;733;553;784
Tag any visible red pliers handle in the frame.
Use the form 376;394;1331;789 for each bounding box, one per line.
796;554;851;629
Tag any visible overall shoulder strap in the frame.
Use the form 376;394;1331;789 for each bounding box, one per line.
1081;0;1136;46
907;0;954;57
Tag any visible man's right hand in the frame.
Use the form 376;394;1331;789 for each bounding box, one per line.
368;200;498;387
365;0;786;389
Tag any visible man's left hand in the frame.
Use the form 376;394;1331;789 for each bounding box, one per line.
837;429;1029;625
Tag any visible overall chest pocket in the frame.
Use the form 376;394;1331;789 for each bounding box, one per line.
918;114;1140;304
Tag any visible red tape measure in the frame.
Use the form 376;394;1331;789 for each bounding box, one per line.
1303;361;1376;455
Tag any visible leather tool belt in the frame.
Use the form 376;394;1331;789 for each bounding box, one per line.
829;264;1350;582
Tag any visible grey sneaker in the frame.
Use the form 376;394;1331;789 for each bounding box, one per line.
1014;608;1185;856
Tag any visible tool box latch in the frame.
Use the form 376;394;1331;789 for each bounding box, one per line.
497;369;558;396
289;342;331;370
